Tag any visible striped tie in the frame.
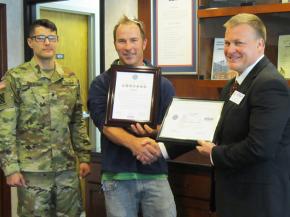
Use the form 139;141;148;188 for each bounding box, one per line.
230;80;239;96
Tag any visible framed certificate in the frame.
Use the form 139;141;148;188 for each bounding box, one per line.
105;65;160;127
152;0;197;74
157;97;224;145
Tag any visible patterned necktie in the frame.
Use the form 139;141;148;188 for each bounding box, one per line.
230;80;239;96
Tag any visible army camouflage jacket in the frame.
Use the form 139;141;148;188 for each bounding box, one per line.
0;58;91;176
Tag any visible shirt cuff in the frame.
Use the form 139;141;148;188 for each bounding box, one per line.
158;142;169;159
3;163;20;177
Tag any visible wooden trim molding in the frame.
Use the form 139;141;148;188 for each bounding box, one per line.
138;0;151;61
198;3;290;18
0;4;7;79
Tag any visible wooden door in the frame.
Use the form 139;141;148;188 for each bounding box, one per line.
0;3;11;217
39;9;89;111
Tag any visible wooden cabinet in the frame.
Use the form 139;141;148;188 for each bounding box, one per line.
85;153;106;217
164;75;226;98
139;0;290;82
199;0;281;8
198;0;290;79
168;151;215;217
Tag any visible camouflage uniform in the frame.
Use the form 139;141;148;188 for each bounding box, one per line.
0;58;91;217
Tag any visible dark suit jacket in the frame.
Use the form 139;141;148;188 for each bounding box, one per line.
211;56;290;217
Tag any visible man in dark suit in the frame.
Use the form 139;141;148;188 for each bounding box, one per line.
196;13;290;217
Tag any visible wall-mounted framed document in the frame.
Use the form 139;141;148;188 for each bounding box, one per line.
157;97;224;145
105;65;160;128
152;0;197;74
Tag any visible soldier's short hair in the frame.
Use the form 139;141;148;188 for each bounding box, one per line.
224;13;266;43
29;19;58;37
113;15;146;42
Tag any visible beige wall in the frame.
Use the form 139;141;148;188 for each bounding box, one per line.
105;0;138;70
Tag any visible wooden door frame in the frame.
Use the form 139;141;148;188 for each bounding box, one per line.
138;0;151;61
0;3;7;78
0;4;11;217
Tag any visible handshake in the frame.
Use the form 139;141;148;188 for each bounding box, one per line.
131;137;161;165
130;123;162;165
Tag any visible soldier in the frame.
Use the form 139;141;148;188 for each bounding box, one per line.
0;19;91;217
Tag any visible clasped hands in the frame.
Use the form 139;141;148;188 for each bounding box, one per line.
130;123;161;165
129;123;216;164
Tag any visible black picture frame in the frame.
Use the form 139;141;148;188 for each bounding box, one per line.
105;65;160;128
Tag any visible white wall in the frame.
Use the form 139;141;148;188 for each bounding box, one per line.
105;0;138;70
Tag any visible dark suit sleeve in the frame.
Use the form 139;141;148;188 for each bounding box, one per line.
212;77;290;169
163;141;195;159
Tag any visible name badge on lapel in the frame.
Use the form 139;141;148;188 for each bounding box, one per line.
229;91;245;105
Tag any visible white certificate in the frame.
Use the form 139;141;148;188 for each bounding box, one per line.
158;98;224;143
105;65;160;127
156;0;192;66
112;71;154;121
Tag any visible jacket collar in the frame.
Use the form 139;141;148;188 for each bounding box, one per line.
28;57;63;83
111;59;152;67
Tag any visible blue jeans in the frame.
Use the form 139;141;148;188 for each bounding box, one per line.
102;179;176;217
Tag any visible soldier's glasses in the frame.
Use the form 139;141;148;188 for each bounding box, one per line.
30;35;58;43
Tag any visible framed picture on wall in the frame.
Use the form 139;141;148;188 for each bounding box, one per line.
152;0;197;74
